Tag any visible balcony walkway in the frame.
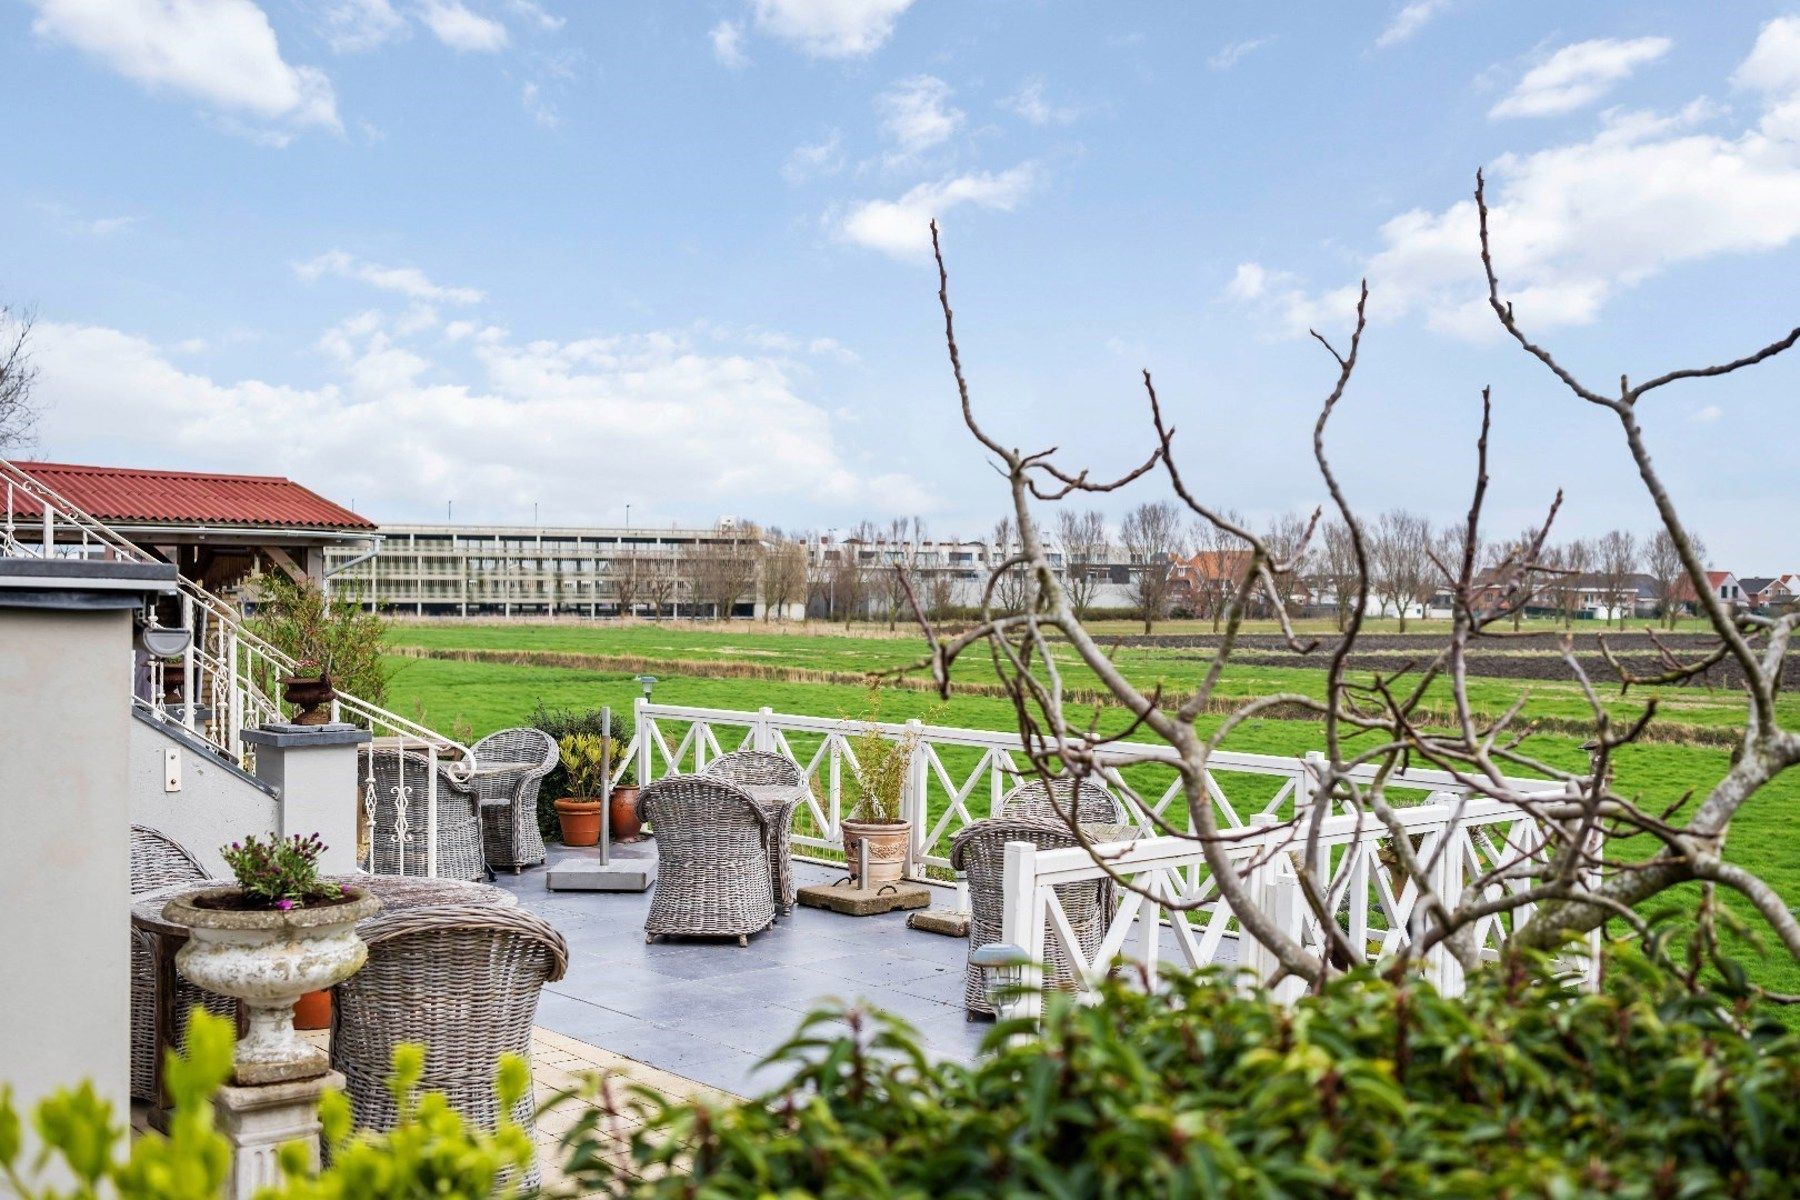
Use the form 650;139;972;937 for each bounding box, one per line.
497;848;989;1099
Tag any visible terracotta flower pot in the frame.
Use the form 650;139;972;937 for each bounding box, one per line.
555;796;603;846
293;988;332;1030
610;785;643;842
841;819;911;885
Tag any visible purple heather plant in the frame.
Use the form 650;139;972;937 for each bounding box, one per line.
219;832;339;909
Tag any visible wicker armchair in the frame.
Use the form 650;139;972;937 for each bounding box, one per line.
129;826;233;1103
949;816;1112;1018
702;750;809;914
330;905;568;1195
638;776;775;945
998;776;1125;824
363;749;487;881
471;728;557;872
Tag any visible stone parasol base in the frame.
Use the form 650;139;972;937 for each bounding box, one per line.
796;880;931;917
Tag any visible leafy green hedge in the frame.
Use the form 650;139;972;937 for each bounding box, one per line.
8;947;1798;1198
566;946;1800;1199
526;701;634;842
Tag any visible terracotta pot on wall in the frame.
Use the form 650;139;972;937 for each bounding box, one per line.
610;785;643;842
554;797;602;846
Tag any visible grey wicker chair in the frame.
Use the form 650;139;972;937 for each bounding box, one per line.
363;749;486;881
639;776;775;945
129;825;233;1103
949;816;1112;1018
330;905;568;1195
471;728;557;872
998;776;1126;824
702;750;809;915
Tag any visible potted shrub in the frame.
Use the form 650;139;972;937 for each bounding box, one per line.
841;722;919;886
554;733;615;846
161;833;379;1082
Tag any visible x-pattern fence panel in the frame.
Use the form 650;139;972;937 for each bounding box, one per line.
999;794;1581;1018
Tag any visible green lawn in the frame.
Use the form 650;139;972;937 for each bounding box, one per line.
386;619;1793;734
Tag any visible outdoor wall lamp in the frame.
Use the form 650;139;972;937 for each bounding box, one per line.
969;942;1033;1015
636;674;658;700
134;610;192;659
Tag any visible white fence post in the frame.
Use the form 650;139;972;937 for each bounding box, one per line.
634;697;652;785
755;706;774;753
998;840;1045;1022
902;718;926;879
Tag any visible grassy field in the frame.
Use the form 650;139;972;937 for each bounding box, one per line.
386;620;1794;736
382;622;1800;1002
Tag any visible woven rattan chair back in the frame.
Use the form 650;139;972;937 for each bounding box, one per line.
128;826;232;1102
471;727;557;872
702;749;803;788
638;775;775;943
997;776;1125;824
702;751;809;913
131;824;210;894
949;816;1111;1016
364;749;486;881
331;904;569;1194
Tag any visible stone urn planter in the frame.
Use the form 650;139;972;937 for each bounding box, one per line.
163;886;381;1083
841;819;910;886
281;671;336;726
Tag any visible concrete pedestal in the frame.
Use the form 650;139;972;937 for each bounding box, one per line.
796;879;932;916
241;724;371;873
214;1069;343;1199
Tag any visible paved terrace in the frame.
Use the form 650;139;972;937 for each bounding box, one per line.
497;848;989;1098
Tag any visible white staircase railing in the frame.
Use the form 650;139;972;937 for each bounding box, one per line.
3;457;472;877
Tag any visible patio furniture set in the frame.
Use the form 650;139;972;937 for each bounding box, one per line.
129;724;1131;1188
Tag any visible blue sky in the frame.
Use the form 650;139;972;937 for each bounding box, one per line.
3;0;1798;569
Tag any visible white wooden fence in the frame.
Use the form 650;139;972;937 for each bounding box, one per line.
628;700;1582;1007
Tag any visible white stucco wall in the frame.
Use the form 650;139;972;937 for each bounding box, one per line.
129;716;280;879
0;606;135;1118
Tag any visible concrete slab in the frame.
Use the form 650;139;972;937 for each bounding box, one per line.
796;880;931;916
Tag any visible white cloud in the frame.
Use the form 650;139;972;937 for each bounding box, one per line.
505;0;561;32
1735;14;1800;95
1491;37;1672;119
318;0;406;52
1691;404;1723;423
783;130;844;183
1232;20;1800;341
1209;37;1272;71
749;0;915;59
837;165;1037;261
521;81;556;126
28;314;929;523
1225;262;1295;301
710;19;748;68
35;202;136;237
416;0;508;51
876;75;962;156
29;0;339;133
1001;77;1081;125
295;251;485;304
1375;0;1451;49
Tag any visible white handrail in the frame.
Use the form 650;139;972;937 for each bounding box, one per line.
4;456;472;878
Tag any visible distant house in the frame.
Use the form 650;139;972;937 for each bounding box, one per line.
1744;574;1799;610
1670;570;1749;613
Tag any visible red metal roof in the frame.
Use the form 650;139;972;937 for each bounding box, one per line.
5;461;375;531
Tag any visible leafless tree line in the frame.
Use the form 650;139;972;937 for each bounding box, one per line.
894;172;1800;999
